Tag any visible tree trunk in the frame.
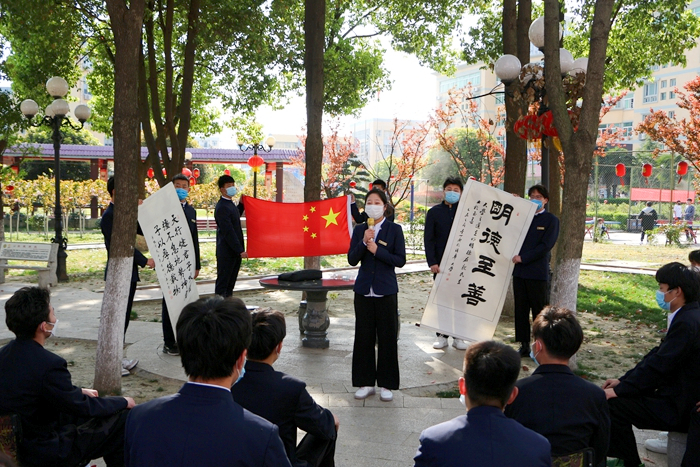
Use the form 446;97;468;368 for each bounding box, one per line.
548;147;562;216
501;0;530;196
303;0;325;271
95;0;145;395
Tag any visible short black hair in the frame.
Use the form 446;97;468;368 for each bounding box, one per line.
176;296;251;380
528;184;549;200
532;306;583;360
463;341;520;407
688;198;693;202
172;173;189;183
107;176;115;197
248;309;286;360
689;250;700;265
218;174;235;188
5;286;51;339
646;201;653;207
371;179;387;190
365;187;388;205
443;177;464;190
656;262;700;302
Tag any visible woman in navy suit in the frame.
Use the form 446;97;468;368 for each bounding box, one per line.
348;188;406;402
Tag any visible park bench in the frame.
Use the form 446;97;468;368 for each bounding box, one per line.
195;217;246;231
0;242;58;288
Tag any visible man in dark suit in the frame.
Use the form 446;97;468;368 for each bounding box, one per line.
414;340;551;467
505;306;610;466
512;184;560;356
604;262;700;467
160;174;201;356
350;179;395;223
0;286;135;467
101;177;154;375
232;309;338;467
124;296;291;466
214;174;247;297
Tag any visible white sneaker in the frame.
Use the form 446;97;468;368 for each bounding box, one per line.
121;367;130;377
354;386;375;399
433;336;448;349
645;432;668;454
379;387;393;401
122;358;139;371
452;338;468;350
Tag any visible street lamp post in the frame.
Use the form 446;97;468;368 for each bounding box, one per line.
20;77;91;282
239;136;275;198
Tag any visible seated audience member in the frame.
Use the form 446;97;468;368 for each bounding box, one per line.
0;286;134;467
505;306;610;466
124;297;291;467
232;310;339;467
603;262;700;467
414;341;551;467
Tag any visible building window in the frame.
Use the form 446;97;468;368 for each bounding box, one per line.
693;6;700;16
643;82;658;103
668;111;675;119
495;93;505;105
614;95;634;109
670;91;676;99
661;92;667;100
661;80;667;88
670;78;677;86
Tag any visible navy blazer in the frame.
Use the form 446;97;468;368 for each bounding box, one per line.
615;301;700;422
505;364;610;466
232;361;336;467
182;201;201;270
414;405;551;467
424;201;459;268
125;383;291;467
215;196;245;257
101;202;148;282
348;220;406;296
0;338;128;465
513;210;559;281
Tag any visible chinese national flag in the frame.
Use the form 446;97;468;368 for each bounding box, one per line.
244;195;353;258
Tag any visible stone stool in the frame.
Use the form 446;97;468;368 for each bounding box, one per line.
667;432;687;467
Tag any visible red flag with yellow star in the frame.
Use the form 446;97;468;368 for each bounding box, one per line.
243;195;353;258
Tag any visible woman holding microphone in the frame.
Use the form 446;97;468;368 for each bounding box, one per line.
348;188;406;402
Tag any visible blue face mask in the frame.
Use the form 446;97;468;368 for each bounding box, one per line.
656;289;672;311
226;186;238;197
459;394;466;407
234;358;246;385
445;191;460;205
529;343;540;366
175;188;189;201
531;199;543;210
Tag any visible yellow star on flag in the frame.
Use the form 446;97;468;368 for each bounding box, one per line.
310;206;316;213
321;208;340;228
303;215;309;221
303;226;309;232
311;233;317;238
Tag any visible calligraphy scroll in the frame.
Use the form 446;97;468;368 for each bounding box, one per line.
138;183;199;333
420;180;536;343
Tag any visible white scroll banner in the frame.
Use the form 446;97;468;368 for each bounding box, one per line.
420;179;536;343
138;183;199;333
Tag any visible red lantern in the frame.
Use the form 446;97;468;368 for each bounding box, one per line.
349;181;356;188
189;177;196;186
368;183;373;191
224;169;231;176
677;161;689;183
147;168;154;179
182;167;192;178
193;168;200;178
162;168;167;177
6;185;14;192
615;163;626;186
642;163;652;185
247;155;265;174
513;114;541;140
541;111;557;137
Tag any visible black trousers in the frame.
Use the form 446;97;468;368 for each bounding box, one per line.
22;411;128;467
161;297;176;348
124;281;137;336
608;396;687;466
513;276;548;344
683;407;700;467
296;432;337;467
215;254;242;297
352;293;399;389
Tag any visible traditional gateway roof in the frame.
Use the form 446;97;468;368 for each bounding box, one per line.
3;144;299;164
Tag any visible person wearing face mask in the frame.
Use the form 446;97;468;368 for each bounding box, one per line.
424;177;468;351
160;174;201;356
505;307;609;466
603;262;700;467
215;174;248;298
124;296;291;466
0;286;136;467
349;179;395;224
348;188;406;402
511;184;560;358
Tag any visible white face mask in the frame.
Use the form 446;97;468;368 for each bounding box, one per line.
364;204;385;220
45;319;58;337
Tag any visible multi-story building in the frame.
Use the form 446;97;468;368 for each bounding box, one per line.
351;117;428;169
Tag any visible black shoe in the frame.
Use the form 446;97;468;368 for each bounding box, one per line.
518;343;530;357
163;344;179;356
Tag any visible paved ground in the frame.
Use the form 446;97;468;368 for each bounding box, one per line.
0;255;671;466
